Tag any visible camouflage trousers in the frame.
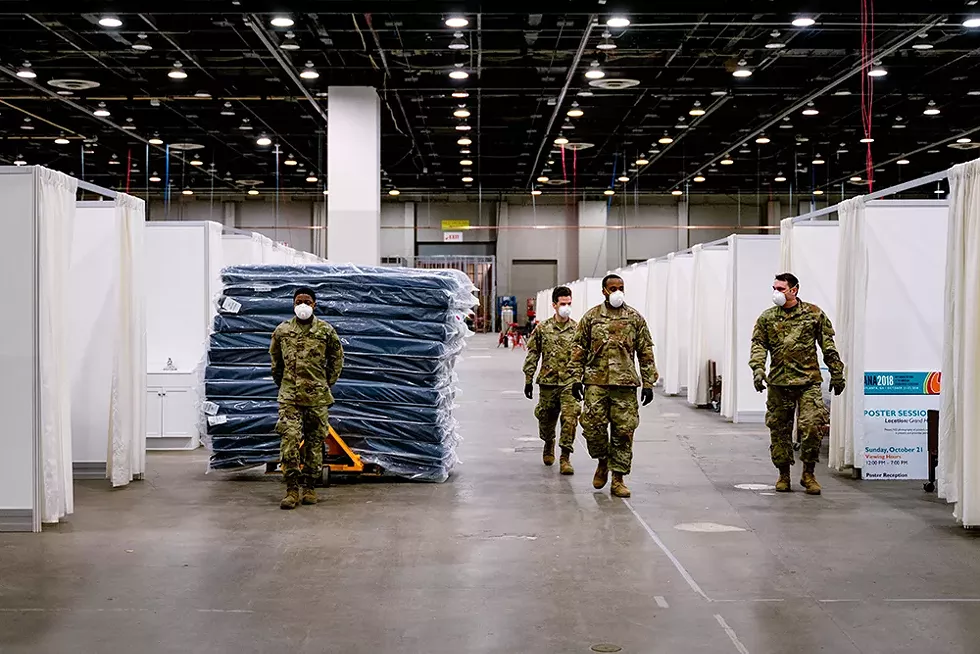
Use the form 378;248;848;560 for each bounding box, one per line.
766;383;828;468
581;385;639;474
276;403;328;485
535;384;581;452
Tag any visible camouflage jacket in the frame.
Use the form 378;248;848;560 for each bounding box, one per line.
523;316;578;386
570;303;658;388
270;317;345;406
749;300;844;387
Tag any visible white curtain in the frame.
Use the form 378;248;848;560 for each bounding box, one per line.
37;167;78;523
780;217;795;271
108;193;147;487
687;245;706;404
664;253;681;395
829;197;867;471
721;236;738;419
939;159;980;525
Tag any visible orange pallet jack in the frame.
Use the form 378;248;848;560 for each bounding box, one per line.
265;426;383;486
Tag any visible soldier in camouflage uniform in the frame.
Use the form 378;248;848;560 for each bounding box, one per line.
270;286;345;510
523;286;581;475
750;273;845;495
570;274;658;498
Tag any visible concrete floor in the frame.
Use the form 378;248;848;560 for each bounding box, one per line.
3;333;980;653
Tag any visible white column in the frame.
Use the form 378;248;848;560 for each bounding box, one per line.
328;86;380;265
312;202;327;258
402;202;415;263
578;201;608;278
677;199;689;251
496;202;511;294
766;200;782;228
222;201;237;228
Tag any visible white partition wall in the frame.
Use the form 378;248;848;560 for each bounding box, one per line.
222;232;265;266
568;280;586;320
784;220;841;327
646;259;670;381
720;235;781;422
584;277;604;314
687;244;731;405
145;221;223;451
621;264;649;320
663;253;694;395
831;200;948;478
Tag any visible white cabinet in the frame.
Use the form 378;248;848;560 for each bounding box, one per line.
146;372;200;451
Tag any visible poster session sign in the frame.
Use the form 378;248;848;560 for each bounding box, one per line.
862;371;941;480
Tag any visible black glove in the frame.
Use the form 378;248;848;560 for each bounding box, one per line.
524;383;534;400
641;388;654;406
753;370;767;393
830;377;846;396
572;382;584;402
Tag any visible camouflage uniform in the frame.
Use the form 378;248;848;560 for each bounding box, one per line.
270;317;345;485
750;301;844;468
523;316;580;451
570;304;658;474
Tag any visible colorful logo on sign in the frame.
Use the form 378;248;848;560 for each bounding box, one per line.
864;372;941;396
924;371;942;395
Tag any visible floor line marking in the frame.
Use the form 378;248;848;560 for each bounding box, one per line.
885;598;980;603
654;596;669;608
711;599;785;603
715;614;751;654
623;499;710;602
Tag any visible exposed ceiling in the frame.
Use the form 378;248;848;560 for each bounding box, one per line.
1;1;979;199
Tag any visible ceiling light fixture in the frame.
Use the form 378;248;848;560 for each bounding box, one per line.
454;107;471;118
689;101;706;117
693;175;707;183
131;33;153;51
284;156;298;166
671;189;684;196
585;61;605;79
813;189;825;195
636;158;649;166
923;100;940;116
13;156;26;166
256;135;272;146
306;175;319;182
168;61;187;79
16;62;36;79
280;31;300;50
99;15;122;28
190;158;204;166
55;136;70;145
957;137;973;144
774;174;787;182
449;69;470;80
812;155;826;165
658;134;674;145
604;189;616;196
460;159;473;166
388;189;401;196
455;124;471;131
445;16;469;28
766;30;785;49
733;60;753;78
531;189;543;196
457;137;472;146
449;32;469;50
868;62;888;77
567;103;584;117
452;91;469;98
756;135;771;144
148;136;164;145
963;17;980;28
792;17;816;27
247;189;260;196
597;31;618;51
537;176;550;183
270;16;294;28
606;16;630;28
912;42;934;50
299;62;319;79
462;176;474;183
182;189;194;196
194;90;211;98
860;137;875;144
460;149;471;154
802;102;819;116
93;102;111;117
850;176;863;182
897;159;910;165
618;176;630;183
720;155;734;165
149;173;161;182
221;102;236;116
554;137;569;145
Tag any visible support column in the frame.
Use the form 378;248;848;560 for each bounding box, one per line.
222;201;237;228
766;200;782;228
677;199;689;251
495;202;511;294
578;201;608;278
312;202;327;258
328;86;380;265
402;202;415;263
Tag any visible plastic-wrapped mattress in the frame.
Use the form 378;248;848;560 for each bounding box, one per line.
202;263;476;481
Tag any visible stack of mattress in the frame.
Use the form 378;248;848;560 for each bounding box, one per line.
202;263;476;482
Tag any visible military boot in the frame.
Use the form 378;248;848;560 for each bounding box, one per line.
542;439;556;466
801;463;822;495
559;449;574;476
611;472;631;498
280;484;300;510
775;465;792;493
593;459;609;489
301;478;318;505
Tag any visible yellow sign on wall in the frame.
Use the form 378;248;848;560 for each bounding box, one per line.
441;219;470;230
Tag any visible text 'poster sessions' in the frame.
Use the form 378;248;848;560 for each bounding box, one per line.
862;372;941;480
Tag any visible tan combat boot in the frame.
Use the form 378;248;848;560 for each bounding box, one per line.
280;484;300;510
559;449;574;476
801;463;822;495
775;465;792;492
611;472;631;498
593;459;609;489
301;480;318;505
542;439;556;466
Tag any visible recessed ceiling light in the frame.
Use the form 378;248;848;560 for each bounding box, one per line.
585;61;605;79
454;107;471;118
813;189;825;195
168;61;187;79
449;70;469;80
792;17;816;27
388;189;401;196
93;102;111;117
149;173;161;182
462;176;474;183
636;158;649;166
457;137;472;146
897;159;910;165
860;137;875;143
99;16;122;28
618;176;630;183
531;189;543;196
256;135;272;146
963;17;980;28
270;16;294;28
604;189;616;196
957;137;973;144
671;189;684;196
455;124;471;131
774;174;787;182
733;60;752;77
460;159;473;166
689;101;706;117
606;16;630;28
445;16;469;28
306;175;319;182
452;91;469;98
923;100;940;115
756;136;771;144
554;137;569;145
182;189;194;196
299;62;319;79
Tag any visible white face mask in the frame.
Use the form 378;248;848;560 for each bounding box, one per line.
557;305;572;319
608;291;626;309
294;303;314;320
772;291;787;307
